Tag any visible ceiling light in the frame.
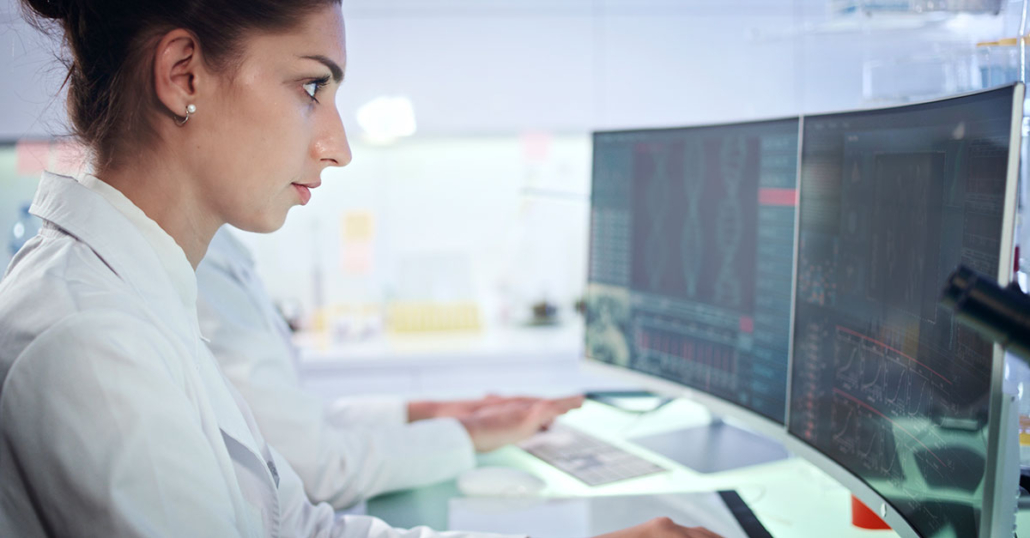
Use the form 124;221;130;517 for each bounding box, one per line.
356;96;417;144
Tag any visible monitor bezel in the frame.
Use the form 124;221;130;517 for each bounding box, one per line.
582;83;1025;538
592;115;804;141
582;359;789;443
980;81;1024;537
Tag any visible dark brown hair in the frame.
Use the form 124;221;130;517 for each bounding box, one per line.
21;0;342;171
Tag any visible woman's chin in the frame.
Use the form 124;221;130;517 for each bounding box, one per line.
231;212;289;235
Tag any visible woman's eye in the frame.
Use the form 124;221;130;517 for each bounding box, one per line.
303;77;331;103
303;82;319;100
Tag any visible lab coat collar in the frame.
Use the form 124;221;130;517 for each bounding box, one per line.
208;226;255;271
29;172;199;338
78;174;197;314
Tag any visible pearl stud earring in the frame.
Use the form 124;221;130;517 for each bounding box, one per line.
177;104;197;126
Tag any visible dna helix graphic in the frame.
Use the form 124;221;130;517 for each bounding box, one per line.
713;137;747;308
643;149;671;290
680;142;704;298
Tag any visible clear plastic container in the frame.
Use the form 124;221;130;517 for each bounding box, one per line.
862;48;983;103
832;0;1003;15
977;39;1022;88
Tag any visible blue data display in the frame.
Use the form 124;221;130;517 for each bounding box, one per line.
789;86;1016;538
586;119;799;424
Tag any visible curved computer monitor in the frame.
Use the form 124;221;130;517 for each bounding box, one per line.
583;117;800;445
786;84;1024;538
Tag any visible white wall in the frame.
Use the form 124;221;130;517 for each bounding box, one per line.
234;134;592;327
0;4;69;140
2;0;1020;139
1;0;1026;322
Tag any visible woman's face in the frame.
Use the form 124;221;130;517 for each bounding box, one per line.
190;5;350;233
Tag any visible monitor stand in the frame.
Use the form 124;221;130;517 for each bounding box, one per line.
630;417;790;474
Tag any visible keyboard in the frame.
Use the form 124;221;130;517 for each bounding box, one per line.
518;424;668;486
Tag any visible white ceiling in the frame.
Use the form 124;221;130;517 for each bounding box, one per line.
341;0;826;15
0;0;1014;141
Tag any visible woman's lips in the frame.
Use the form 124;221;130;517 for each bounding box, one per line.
293;183;312;205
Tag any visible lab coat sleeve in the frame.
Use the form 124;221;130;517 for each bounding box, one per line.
0;312;245;538
271;445;525;538
0;312;524;538
197;257;476;510
325;395;409;428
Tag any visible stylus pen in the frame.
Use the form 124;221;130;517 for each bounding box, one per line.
940;265;1030;360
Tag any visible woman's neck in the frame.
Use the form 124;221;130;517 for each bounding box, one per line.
96;156;220;270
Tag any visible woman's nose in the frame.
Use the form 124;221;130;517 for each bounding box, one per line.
319;113;352;168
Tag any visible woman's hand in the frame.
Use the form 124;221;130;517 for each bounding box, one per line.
407;394;563;422
594;517;724;538
454;395;584;452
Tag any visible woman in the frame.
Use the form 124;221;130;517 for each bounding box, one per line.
0;0;719;536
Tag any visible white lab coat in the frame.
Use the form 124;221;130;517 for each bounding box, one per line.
0;172;518;538
196;228;476;509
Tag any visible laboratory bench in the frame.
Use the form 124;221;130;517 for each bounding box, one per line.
296;325;1030;536
364;399;888;535
295;321;631;400
366;399;1030;536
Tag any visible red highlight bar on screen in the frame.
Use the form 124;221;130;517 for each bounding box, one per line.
758;188;797;206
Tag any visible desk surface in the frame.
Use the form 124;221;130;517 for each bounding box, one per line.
367;399;1030;536
368;399;898;536
300;328;1030;536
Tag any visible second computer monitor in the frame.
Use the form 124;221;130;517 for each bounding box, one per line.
586;118;799;424
789;85;1021;538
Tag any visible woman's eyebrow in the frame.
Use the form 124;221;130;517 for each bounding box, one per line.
299;54;344;83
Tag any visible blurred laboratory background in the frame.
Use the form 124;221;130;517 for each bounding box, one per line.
1;0;1025;399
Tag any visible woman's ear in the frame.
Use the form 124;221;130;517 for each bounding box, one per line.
153;29;202;123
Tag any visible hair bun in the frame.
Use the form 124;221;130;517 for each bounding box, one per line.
21;0;77;21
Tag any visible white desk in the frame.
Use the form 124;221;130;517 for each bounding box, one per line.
369;399;1030;536
368;399;899;536
298;326;1030;536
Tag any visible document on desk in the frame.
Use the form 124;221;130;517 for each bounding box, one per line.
448;491;769;538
